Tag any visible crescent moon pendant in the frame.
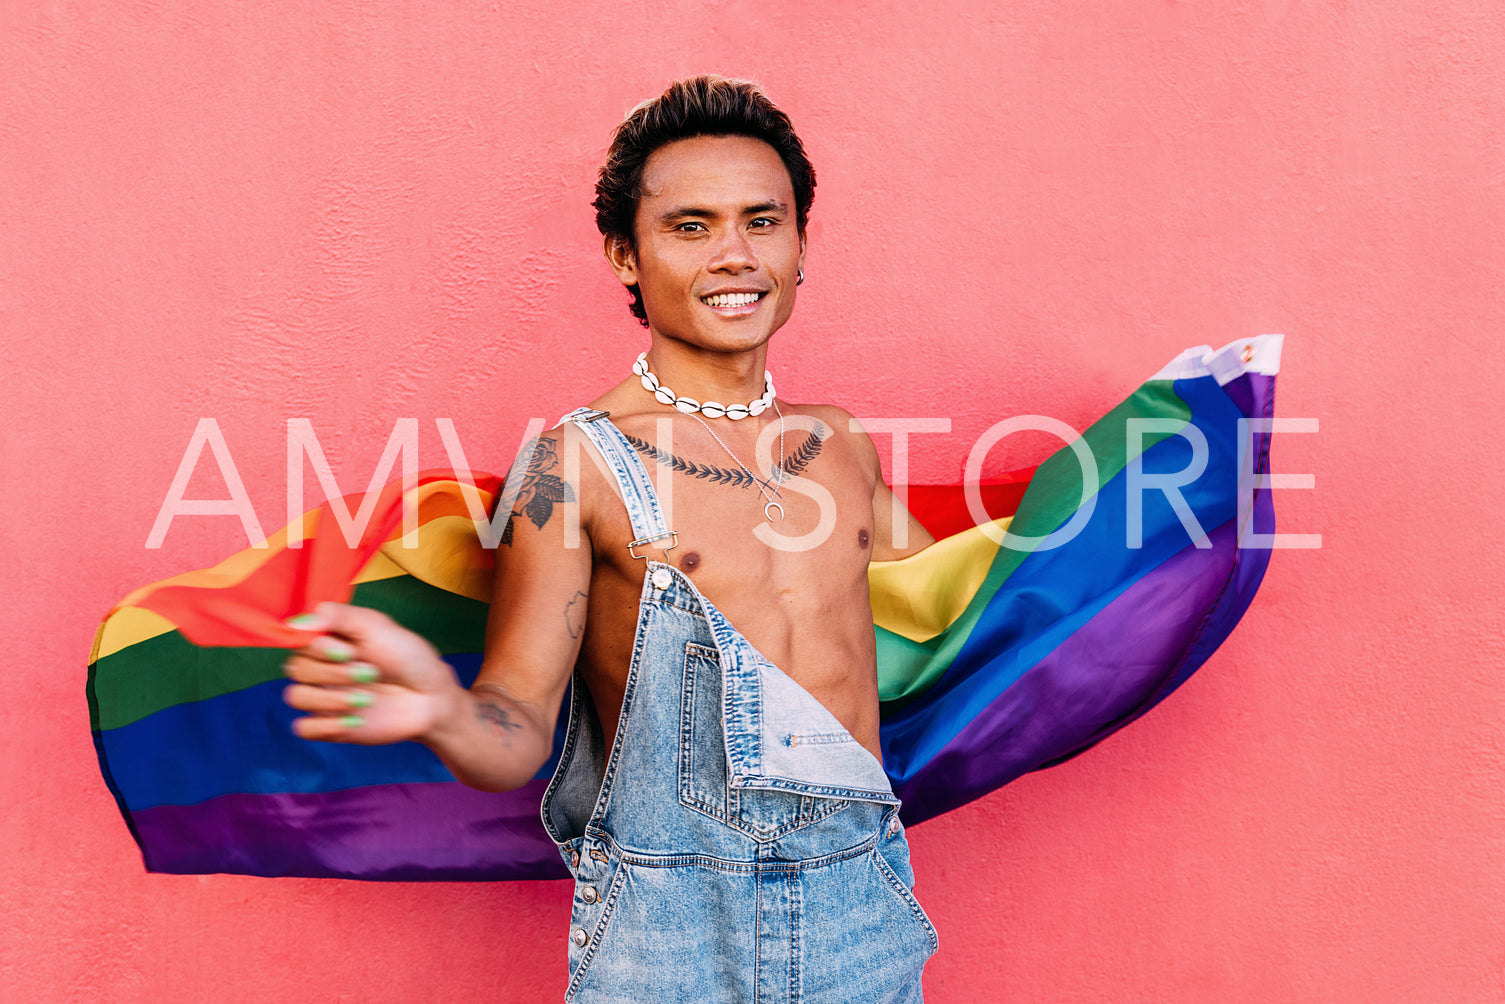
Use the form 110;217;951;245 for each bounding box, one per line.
763;500;785;521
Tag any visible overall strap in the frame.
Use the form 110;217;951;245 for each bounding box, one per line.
559;407;678;560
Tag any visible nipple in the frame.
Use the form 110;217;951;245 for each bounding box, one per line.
681;551;702;572
857;528;870;549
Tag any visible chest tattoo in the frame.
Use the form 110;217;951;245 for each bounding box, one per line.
624;422;827;489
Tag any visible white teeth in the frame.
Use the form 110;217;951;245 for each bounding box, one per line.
703;292;761;308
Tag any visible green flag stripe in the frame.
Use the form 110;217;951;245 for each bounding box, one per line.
875;379;1192;701
90;574;489;731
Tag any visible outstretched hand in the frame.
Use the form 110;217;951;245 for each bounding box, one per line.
281;602;464;745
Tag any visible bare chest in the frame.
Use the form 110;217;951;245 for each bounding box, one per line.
573;412;883;753
603;436;874;599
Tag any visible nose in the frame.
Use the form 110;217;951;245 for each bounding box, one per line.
707;227;758;274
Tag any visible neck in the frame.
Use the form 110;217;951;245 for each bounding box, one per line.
643;339;770;405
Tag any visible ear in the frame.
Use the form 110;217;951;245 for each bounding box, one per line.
798;228;807;273
604;234;638;287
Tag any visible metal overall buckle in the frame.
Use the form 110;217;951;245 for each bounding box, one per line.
627;529;678;560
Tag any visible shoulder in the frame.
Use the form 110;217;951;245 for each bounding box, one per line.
799;402;855;425
530;380;643;460
791;402;858;439
786;402;881;478
501;412;613;516
807;402;869;440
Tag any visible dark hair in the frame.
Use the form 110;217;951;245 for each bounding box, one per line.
594;75;817;326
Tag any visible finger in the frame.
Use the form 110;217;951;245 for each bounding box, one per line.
290;712;369;743
283;605;341;648
288;602;398;643
284;603;437;683
284;609;331;633
284;603;384;659
284;634;361;664
283;683;376;715
282;655;381;687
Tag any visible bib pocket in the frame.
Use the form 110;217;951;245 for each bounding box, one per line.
678;643;851;840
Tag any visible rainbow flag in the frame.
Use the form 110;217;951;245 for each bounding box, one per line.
88;335;1282;880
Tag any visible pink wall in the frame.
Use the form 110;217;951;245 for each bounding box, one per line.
5;3;1503;1000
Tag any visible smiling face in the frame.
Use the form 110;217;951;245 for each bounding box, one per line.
606;134;806;356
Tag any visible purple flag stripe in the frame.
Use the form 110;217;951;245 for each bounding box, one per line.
132;779;568;881
896;519;1241;823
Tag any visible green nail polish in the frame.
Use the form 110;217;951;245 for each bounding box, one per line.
349;665;379;684
286;614;320;629
325;645;354;664
339;715;365;729
347;692;374;709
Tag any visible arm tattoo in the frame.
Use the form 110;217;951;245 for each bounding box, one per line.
499;435;576;547
625;421;827;489
564;590;587;639
472;684;523;745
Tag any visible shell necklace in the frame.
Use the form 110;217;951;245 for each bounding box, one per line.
633;352;774;419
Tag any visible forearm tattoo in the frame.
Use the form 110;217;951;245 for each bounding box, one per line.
499;436;575;546
625;421;827;489
472;685;523;745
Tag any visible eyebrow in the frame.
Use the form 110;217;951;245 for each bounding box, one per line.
656;200;789;224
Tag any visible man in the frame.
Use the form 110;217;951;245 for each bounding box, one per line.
282;76;938;1001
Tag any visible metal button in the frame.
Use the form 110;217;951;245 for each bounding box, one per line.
571;928;589;948
887;816;902;838
651;567;672;589
581;885;599;904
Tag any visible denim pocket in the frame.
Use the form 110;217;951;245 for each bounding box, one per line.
872;838;940;957
678;642;850;841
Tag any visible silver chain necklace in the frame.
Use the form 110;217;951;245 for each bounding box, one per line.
687;399;787;521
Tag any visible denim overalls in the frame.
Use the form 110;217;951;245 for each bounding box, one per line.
541;408;938;1004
